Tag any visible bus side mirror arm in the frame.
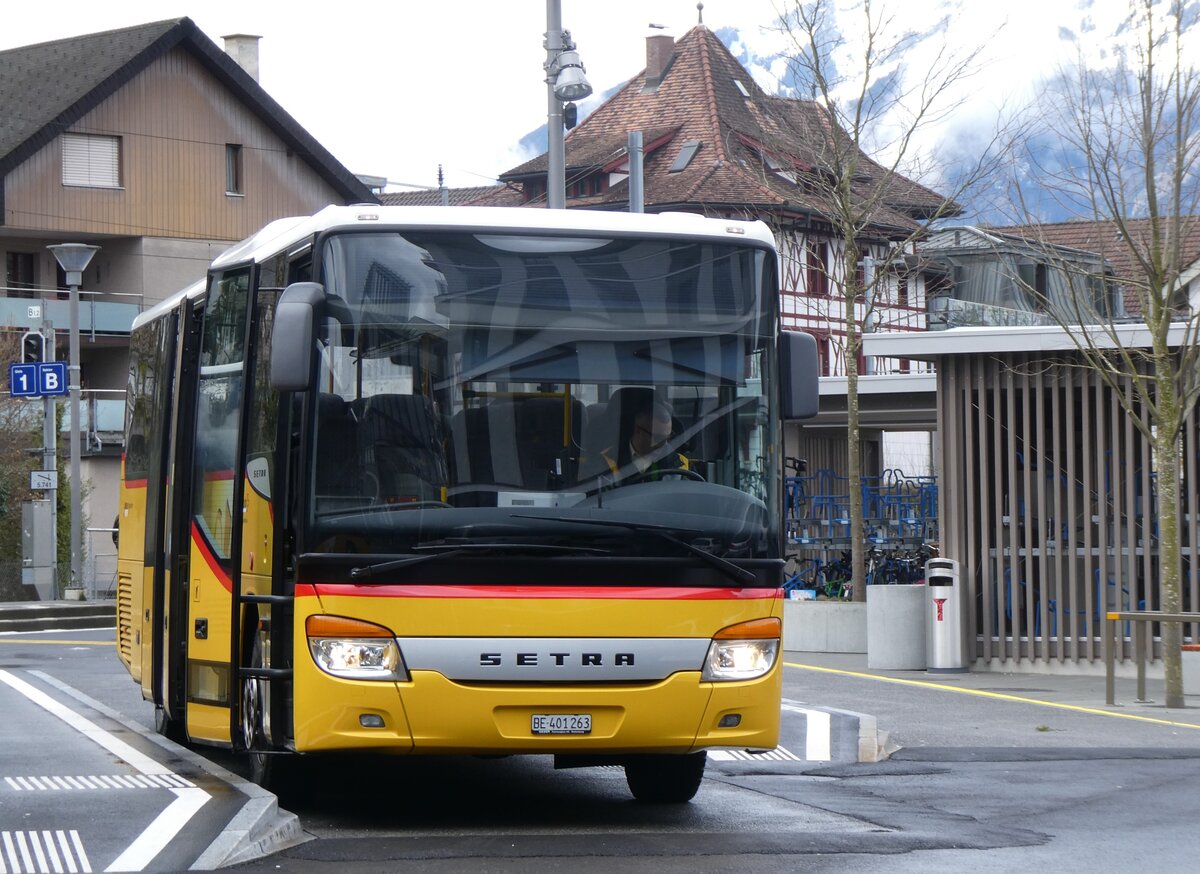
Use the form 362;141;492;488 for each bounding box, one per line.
780;331;819;420
270;281;326;392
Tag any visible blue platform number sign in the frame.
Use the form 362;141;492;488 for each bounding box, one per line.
8;362;68;398
39;362;68;396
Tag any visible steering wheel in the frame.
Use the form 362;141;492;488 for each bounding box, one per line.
623;467;706;485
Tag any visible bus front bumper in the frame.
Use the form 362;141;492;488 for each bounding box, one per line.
292;661;782;756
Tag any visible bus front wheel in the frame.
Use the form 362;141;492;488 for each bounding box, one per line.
242;633;289;789
624;752;706;803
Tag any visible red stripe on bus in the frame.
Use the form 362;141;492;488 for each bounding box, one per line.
124;479;148;489
204;469;235;482
294;584;780;600
191;521;233;592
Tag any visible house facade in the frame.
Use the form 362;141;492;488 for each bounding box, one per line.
0;18;374;595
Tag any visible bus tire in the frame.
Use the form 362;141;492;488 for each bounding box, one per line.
242;632;293;790
154;706;185;743
624;752;706;803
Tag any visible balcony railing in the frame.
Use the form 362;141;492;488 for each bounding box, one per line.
1;286;140;335
926;297;1061;330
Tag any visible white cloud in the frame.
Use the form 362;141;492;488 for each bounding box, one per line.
4;0;1185;196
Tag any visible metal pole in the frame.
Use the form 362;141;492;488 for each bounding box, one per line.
1105;613;1115;705
69;282;81;593
42;321;58;597
628;131;644;213
546;0;565;209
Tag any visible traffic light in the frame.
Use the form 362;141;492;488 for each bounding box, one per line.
21;331;44;364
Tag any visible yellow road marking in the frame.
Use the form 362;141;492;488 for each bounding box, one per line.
784;660;1200;731
0;639;114;646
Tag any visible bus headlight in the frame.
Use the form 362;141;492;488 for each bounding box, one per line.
306;615;408;681
701;617;781;682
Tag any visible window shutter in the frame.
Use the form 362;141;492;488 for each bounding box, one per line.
62;133;121;187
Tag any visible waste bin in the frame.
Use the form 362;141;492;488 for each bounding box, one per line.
925;558;967;672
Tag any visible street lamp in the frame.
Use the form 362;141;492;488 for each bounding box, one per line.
545;0;592;209
47;243;99;597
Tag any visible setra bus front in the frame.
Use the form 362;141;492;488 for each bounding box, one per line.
264;216;818;801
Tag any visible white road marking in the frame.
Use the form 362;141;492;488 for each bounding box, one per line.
0;830;89;873
5;775;194;792
0;670;208;871
708;747;802;762
0;672;165;775
104;789;208;873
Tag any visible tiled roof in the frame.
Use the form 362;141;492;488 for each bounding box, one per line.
380;186;503;207
994;217;1200;309
498;26;954;234
0;18;374;204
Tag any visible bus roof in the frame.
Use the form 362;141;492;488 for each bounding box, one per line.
209;205;777;271
131;279;205;331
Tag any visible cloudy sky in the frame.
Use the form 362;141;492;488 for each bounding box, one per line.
1;0;1145;194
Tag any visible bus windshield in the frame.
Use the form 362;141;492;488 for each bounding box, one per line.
303;229;780;561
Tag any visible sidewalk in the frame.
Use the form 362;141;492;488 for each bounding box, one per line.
0;599;115;633
782;649;1200;753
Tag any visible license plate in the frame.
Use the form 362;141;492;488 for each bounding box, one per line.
531;713;592;735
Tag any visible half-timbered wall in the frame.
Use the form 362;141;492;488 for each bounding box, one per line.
776;227;934;377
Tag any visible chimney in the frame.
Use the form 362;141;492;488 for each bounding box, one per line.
222;34;262;82
644;34;675;90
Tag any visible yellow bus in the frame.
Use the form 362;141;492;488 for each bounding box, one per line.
116;205;817;802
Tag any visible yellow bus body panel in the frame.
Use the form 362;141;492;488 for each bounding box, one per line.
115;464;147;683
292;587;782;755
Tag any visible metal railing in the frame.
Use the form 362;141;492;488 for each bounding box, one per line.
1104;610;1200;705
84;527;118;600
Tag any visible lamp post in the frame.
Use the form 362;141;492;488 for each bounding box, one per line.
47;243;99;596
544;0;592;209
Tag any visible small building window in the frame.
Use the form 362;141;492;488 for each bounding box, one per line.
226;144;244;195
806;239;829;297
62;133;121;188
670;141;701;173
5;251;38;300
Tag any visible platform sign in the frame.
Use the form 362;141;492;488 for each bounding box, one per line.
8;362;68;397
9;363;38;397
38;362;68;396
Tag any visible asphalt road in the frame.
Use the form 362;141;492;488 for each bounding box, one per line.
4;626;1199;872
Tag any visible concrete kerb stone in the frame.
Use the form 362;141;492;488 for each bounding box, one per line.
28;669;308;869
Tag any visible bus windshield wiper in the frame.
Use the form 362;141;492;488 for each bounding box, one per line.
512;515;757;586
349;542;610;579
350;547;469;579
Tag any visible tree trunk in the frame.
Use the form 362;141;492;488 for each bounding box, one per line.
1153;356;1184;708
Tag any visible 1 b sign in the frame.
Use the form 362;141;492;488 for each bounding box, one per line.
39;362;67;396
8;362;68;398
9;363;38;397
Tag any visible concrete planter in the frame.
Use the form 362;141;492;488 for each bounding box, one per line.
783;599;866;653
63;587;85;601
866;583;927;670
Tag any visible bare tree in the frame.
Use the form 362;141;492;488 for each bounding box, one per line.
0;332;43;600
771;0;1011;599
1010;0;1200;706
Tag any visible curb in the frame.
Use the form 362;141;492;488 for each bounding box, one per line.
0;600;116;633
28;669;307;869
